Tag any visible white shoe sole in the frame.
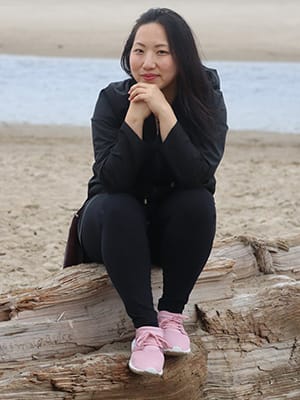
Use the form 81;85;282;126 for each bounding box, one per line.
128;361;163;376
164;346;191;356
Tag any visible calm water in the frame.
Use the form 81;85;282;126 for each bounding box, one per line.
0;54;300;133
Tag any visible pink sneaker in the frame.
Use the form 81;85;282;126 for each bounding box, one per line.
158;311;191;356
128;326;167;376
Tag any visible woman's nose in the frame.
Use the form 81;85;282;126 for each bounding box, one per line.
143;53;156;69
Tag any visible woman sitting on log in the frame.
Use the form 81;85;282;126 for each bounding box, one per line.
67;8;228;376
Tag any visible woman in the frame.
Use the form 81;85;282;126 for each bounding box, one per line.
75;8;227;376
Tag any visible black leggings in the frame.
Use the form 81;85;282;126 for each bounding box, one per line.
78;189;216;328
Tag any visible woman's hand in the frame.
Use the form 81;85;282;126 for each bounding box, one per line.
125;89;152;139
129;83;177;141
128;83;169;118
127;98;152;121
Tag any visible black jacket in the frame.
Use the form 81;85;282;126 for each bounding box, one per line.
87;68;228;202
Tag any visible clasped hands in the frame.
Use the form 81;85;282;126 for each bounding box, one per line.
128;82;171;120
126;82;177;141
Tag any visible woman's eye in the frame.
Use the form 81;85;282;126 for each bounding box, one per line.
157;50;169;55
133;48;143;54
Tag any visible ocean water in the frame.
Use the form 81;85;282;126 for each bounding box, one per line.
0;54;299;133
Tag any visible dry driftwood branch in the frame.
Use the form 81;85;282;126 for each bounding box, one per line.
0;235;299;399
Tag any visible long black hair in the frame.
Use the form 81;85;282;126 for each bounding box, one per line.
120;8;216;134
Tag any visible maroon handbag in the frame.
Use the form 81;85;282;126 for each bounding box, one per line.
63;208;85;268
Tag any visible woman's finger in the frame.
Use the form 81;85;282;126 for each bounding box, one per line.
129;87;147;101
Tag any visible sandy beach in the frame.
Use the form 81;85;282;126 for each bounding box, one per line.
1;125;299;293
0;0;300;293
1;0;300;61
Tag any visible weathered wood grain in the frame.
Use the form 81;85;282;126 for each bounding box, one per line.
0;235;299;399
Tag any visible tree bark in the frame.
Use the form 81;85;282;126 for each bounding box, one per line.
0;235;299;399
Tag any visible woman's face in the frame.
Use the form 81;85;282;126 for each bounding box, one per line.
129;22;177;99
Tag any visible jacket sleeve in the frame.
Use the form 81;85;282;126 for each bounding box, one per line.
160;72;228;188
91;88;149;192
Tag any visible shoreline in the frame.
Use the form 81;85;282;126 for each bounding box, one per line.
1;123;299;139
3;53;300;63
2;51;300;64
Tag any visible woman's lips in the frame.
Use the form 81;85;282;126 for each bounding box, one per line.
141;74;159;81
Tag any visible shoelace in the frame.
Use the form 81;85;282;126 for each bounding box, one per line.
135;332;168;350
159;315;188;334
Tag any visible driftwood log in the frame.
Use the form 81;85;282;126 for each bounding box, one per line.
0;235;299;399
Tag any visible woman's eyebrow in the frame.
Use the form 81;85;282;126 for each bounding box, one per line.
133;42;169;48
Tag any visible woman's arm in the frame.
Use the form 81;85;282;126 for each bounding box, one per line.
91;85;149;192
160;89;228;188
128;77;228;189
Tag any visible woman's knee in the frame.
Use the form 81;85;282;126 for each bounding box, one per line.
79;193;145;234
166;188;216;223
79;193;147;261
103;193;146;226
